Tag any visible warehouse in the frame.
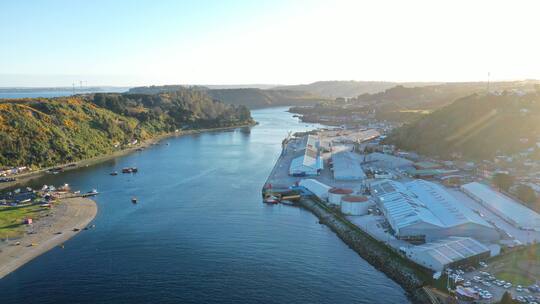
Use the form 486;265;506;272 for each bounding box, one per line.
370;179;498;243
364;152;414;170
461;182;540;230
299;179;332;201
289;135;323;176
403;237;490;272
331;151;366;181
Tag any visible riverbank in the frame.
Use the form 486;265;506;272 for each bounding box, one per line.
297;197;433;304
0;122;256;191
0;197;97;279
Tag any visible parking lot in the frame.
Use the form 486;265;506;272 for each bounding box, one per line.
456;264;540;303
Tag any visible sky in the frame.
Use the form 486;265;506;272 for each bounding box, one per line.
1;0;539;87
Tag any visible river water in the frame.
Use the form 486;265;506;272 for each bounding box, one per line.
0;107;409;304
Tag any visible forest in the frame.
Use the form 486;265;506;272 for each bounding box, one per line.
0;89;253;168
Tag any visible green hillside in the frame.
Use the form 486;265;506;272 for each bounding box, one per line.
386;92;540;160
128;85;326;108
0;89;253;168
205;88;325;108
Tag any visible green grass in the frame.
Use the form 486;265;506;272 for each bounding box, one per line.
0;204;48;239
489;245;540;286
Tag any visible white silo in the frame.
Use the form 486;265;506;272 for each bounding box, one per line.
328;188;353;205
340;195;370;215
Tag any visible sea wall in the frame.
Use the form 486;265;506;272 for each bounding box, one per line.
298;197;433;304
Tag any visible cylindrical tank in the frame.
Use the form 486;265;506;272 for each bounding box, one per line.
328;188;353;205
340;195;370;215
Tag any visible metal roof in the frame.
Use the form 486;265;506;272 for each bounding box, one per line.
462;182;540;229
331;150;366;180
371;179;492;231
410;237;489;265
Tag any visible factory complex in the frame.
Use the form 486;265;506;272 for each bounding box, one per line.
264;127;540;277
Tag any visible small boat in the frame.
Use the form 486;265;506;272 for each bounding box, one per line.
131;197;138;204
122;167;138;173
110;171;118;176
82;189;99;197
263;196;279;204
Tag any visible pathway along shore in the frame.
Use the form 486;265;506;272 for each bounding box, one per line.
0;197;97;279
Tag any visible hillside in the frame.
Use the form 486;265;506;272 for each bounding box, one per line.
385;92;540;160
205;88;325;108
274;81;404;98
275;80;540;99
127;85;327;108
0;89;253;168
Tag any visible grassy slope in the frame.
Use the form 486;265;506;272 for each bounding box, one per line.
490;245;540;286
0;98;144;168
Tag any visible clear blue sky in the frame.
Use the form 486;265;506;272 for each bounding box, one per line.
1;0;540;86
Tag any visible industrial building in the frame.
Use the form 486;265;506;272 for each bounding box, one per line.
461;182;540;230
289;135;323;176
363;153;414;170
370;179;498;243
403;237;490;272
331;151;366;181
299;179;332;201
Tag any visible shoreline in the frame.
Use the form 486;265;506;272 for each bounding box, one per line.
0;122;256;191
0;197;98;279
297;197;432;303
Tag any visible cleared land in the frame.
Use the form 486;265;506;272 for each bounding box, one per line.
0;204;50;239
0;197;97;279
489;245;540;286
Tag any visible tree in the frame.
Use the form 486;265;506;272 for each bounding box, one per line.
499;291;515;304
493;173;514;192
516;184;537;204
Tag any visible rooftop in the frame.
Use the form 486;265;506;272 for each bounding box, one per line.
462;182;540;229
408;236;489;265
371;179;491;230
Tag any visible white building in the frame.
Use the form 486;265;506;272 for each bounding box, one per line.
331;151;366;181
299;179;332;201
403;237;490;272
289;135;323;176
370;179;498;243
461;182;540;231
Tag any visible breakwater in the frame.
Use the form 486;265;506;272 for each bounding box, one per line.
298;196;434;303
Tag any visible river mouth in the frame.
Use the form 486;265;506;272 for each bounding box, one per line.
0;107;409;304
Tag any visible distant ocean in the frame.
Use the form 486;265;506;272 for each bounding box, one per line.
0;89;127;99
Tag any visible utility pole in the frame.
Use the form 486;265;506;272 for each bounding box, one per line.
487;72;491;93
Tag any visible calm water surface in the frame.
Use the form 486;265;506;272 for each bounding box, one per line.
1;107;409;304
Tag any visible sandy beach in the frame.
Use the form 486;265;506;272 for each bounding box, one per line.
0;197;97;279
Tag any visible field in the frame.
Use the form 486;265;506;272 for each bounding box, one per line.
0;204;49;239
490;245;540;286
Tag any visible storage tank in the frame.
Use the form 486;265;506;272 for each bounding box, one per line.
340;195;370;215
328;188;353;205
